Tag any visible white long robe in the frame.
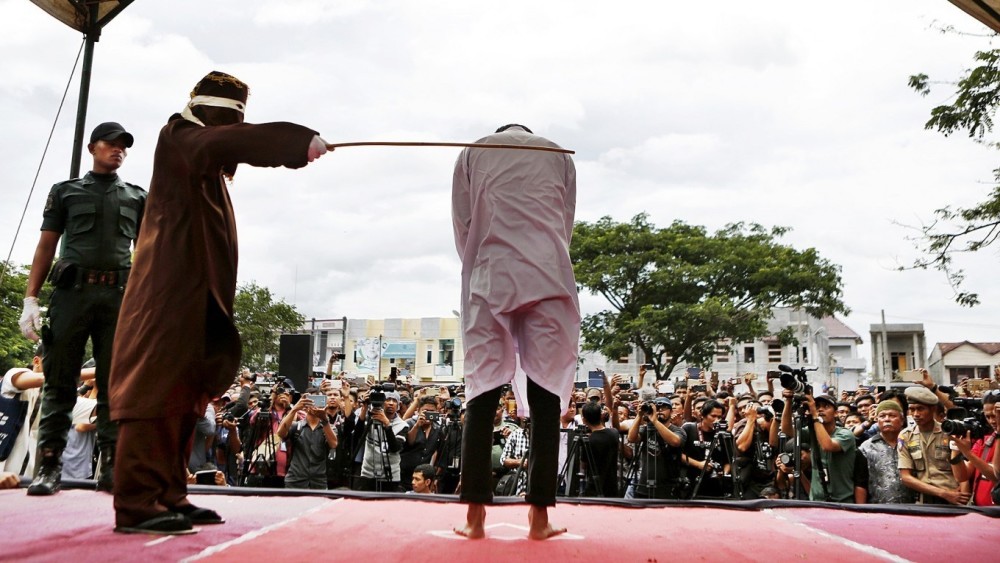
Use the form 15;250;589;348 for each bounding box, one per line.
451;126;580;411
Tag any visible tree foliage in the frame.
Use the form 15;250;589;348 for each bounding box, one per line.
0;263;36;374
233;281;305;371
908;49;1000;306
571;215;848;379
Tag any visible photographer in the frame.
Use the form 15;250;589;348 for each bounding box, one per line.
950;390;998;506
212;396;243;485
779;389;856;502
329;382;364;489
400;397;443;491
575;401;621;497
898;386;970;505
732;396;776;499
681;399;729;498
356;387;407;492
278;394;338;489
627;397;685;499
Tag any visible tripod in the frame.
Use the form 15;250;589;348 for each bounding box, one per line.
689;426;743;499
435;413;463;494
353;410;396;491
240;407;281;487
623;422;661;499
558;426;603;497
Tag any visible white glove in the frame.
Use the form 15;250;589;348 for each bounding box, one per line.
19;297;42;342
307;135;328;162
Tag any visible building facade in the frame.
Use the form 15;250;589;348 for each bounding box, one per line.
928;341;1000;384
869;323;926;382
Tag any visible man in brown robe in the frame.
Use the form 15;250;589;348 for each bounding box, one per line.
109;71;328;535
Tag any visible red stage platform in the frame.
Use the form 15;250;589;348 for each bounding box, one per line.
2;486;997;562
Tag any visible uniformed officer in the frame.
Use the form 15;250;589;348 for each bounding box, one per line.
18;122;146;495
897;385;971;505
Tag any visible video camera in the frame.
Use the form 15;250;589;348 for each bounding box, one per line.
942;400;990;440
366;382;395;411
777;364;814;396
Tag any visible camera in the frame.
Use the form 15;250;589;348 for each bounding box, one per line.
222;411;236;423
640;402;655;416
941;406;990;440
367;383;390;410
778;364;813;396
778;452;794;467
712;420;728;432
425;411;441;423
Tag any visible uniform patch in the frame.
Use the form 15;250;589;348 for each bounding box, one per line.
44;194;54;213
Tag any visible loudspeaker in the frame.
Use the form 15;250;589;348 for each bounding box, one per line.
279;333;313;392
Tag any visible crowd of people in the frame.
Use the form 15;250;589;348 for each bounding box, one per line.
84;364;993;507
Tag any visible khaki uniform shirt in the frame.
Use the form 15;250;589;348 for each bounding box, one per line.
897;422;958;502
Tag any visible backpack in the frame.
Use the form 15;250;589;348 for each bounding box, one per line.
0;389;29;461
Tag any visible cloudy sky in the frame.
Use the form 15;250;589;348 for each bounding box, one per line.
2;1;1000;366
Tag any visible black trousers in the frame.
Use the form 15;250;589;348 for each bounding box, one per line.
460;378;560;507
38;285;123;453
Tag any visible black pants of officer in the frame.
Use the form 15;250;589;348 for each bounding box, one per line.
38;284;123;453
460;378;560;507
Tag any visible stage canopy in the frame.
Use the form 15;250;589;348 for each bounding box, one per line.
30;0;132;33
948;0;1000;32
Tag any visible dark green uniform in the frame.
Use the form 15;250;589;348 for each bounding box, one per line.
37;171;145;453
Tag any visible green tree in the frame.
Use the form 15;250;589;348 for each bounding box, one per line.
233;281;305;371
908;49;1000;306
571;214;848;379
0;262;37;373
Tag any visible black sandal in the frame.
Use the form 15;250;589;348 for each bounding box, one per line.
114;512;196;535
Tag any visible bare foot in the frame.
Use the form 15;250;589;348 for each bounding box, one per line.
454;504;486;539
527;505;566;540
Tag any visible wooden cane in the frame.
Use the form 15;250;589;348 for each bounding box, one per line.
324;141;574;154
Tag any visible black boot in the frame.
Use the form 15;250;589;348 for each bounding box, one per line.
27;448;62;496
96;445;115;493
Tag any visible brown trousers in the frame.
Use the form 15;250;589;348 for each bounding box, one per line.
113;413;197;526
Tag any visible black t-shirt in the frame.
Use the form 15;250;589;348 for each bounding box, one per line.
582;427;621;497
634;422;686;499
681;421;730;498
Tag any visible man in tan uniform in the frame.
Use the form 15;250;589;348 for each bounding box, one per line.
898;386;970;505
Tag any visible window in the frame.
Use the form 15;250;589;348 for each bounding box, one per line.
800;347;808;363
744;347;755;364
426;349;433;364
439;339;455;366
715;340;730;362
767;344;782;363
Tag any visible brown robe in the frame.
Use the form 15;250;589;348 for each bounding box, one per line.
109;115;316;421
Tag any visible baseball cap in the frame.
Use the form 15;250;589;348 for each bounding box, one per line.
90;122;134;147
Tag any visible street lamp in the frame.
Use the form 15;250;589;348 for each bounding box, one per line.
30;1;134;178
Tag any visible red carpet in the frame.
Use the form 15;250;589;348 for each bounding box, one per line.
2;488;997;562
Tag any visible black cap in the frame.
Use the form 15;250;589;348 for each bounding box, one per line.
90;122;134;147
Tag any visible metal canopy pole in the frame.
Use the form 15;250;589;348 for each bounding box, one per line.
68;6;98;179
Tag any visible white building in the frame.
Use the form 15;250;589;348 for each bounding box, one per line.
928;341;1000;385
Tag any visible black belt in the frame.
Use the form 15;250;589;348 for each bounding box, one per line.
78;268;130;287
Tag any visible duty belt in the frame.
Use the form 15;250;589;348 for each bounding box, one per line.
79;267;130;287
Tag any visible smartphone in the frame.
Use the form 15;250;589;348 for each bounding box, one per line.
641;363;655;369
618;382;632;390
686;367;700;377
619;392;637;402
691;384;707;393
574;381;587;390
307;393;327;408
898;369;923;382
194;470;216;486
